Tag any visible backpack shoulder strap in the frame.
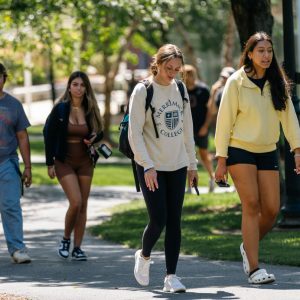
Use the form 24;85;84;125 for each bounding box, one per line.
175;79;188;103
139;79;158;138
140;79;154;112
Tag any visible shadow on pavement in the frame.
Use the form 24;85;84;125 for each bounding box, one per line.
0;186;299;300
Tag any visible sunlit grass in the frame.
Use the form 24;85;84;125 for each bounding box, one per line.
90;193;300;266
23;163;212;187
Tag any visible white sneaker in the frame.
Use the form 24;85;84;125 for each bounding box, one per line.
58;238;71;259
134;249;152;286
163;274;186;293
12;249;31;264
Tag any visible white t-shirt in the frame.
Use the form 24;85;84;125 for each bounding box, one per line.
128;79;197;171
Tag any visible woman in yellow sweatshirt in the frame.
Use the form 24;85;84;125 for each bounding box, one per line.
215;32;300;284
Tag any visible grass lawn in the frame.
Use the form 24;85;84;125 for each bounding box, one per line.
27;124;217;158
23;163;136;186
24;163;214;187
27;124;221;186
27;125;44;136
89;192;300;267
27;125;300;266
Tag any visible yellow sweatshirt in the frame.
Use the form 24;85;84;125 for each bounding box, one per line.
215;67;300;157
128;79;197;171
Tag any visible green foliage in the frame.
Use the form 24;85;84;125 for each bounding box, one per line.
0;1;79;85
0;0;234;88
168;0;231;53
25;161;213;187
91;193;300;266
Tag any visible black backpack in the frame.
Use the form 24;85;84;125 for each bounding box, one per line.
119;79;187;191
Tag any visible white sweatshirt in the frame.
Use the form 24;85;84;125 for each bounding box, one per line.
128;79;197;171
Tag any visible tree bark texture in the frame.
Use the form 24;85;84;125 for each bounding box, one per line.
231;0;274;50
222;11;235;67
175;20;200;78
102;21;138;141
47;44;56;104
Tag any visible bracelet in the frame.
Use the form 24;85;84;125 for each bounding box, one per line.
294;154;300;157
25;166;31;169
144;167;153;173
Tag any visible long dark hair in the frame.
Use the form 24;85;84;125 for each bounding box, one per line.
58;71;103;133
0;63;8;83
239;32;291;111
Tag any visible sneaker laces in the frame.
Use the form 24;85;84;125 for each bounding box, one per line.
140;257;153;272
167;274;183;286
73;247;85;256
61;239;70;251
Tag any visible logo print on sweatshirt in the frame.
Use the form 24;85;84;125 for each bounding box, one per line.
165;110;179;130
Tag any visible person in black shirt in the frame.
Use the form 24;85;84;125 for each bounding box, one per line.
184;65;215;192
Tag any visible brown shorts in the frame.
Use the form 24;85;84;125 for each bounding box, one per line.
55;142;93;179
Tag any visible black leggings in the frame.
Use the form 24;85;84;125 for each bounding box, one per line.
136;164;187;274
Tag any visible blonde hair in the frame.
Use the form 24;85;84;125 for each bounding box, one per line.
150;44;184;77
58;71;103;133
183;64;197;78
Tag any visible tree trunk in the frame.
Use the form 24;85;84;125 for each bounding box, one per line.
222;11;235;67
103;54;113;141
102;21;138;142
230;0;274;50
175;20;200;78
80;23;89;69
48;45;56;103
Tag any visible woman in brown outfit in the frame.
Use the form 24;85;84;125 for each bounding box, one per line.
44;71;103;261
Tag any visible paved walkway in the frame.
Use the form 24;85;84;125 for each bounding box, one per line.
0;185;299;300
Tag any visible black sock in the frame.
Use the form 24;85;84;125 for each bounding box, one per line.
249;267;260;277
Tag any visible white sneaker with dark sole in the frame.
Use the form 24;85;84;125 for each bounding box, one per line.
58;238;70;259
71;247;87;261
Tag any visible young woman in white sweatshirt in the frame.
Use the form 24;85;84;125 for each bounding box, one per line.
129;44;198;293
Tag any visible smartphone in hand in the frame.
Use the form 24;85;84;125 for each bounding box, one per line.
193;178;200;196
215;180;230;188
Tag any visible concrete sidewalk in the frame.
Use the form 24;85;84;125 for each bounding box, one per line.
0;186;299;300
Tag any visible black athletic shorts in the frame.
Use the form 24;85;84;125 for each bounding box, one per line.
226;147;279;170
194;134;208;149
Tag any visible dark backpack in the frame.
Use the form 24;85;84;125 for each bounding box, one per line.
119;79;187;192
